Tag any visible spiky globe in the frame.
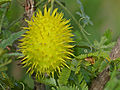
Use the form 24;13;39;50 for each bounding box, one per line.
18;8;74;78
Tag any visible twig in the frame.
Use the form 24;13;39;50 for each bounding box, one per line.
55;0;93;47
0;7;7;34
0;83;5;90
20;82;25;90
7;16;23;29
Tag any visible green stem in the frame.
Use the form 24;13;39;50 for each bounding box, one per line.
20;82;25;90
0;83;5;90
50;0;54;15
0;8;7;34
7;16;23;29
35;0;43;7
55;0;93;47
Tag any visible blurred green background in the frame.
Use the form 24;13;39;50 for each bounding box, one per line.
84;0;120;41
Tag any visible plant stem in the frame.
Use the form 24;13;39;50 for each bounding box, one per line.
0;83;5;90
7;16;23;30
0;8;7;34
55;0;93;47
20;82;25;90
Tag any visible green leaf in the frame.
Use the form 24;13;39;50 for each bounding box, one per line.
0;59;12;68
55;85;79;90
104;71;120;90
80;80;88;90
23;75;34;89
6;52;23;56
98;61;109;72
0;30;26;49
104;29;112;44
0;0;11;5
58;67;71;85
0;66;7;72
94;36;115;51
0;72;14;89
38;77;56;86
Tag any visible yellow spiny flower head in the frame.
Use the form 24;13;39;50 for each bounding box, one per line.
18;7;74;78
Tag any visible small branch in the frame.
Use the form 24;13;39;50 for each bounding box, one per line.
20;82;25;90
55;0;93;47
7;16;23;29
0;83;5;90
0;7;7;34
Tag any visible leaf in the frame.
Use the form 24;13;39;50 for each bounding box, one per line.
55;85;79;90
99;36;108;46
6;52;23;56
80;68;91;84
0;30;26;49
80;80;88;90
0;59;12;68
94;36;115;51
98;61;109;72
69;72;88;90
23;75;34;89
0;66;7;71
104;70;120;90
0;0;11;5
38;77;56;86
58;67;71;85
101;42;115;49
0;72;14;89
104;29;112;44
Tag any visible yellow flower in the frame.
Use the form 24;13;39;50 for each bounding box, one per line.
18;8;74;78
